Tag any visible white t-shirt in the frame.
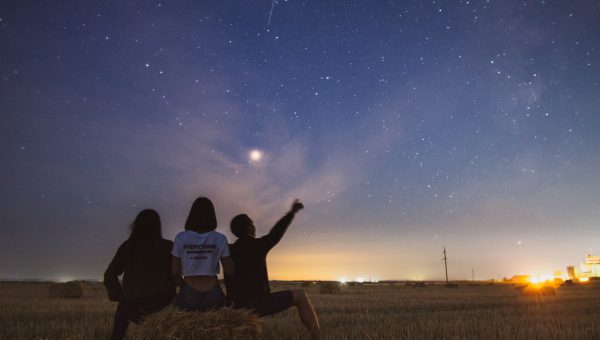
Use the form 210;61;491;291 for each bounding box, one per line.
172;230;230;276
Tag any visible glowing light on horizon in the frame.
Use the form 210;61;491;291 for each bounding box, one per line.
579;277;590;283
528;274;564;285
56;276;74;283
339;277;347;284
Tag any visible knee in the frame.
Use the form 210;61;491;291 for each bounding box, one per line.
292;289;308;304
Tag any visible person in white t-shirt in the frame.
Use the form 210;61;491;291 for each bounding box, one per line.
171;197;234;311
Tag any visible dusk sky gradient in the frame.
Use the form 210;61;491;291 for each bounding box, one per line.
1;1;600;281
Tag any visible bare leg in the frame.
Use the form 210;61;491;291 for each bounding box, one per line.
291;289;322;340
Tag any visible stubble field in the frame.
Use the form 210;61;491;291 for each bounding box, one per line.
1;281;600;339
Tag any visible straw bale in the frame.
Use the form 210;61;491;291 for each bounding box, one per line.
48;281;83;299
319;282;341;294
134;305;261;340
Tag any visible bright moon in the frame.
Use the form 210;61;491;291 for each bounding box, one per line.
249;149;262;162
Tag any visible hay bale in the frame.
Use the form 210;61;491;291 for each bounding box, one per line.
134;306;261;340
301;281;314;288
319;282;341;294
48;281;83;299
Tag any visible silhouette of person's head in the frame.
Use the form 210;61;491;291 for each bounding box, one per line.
230;214;256;239
185;197;217;233
130;209;162;240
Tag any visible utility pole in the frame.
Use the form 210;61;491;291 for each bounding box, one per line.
443;246;449;284
472;268;475;281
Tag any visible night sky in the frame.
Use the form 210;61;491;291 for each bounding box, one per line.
1;1;600;281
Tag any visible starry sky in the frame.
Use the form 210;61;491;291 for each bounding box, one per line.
1;1;600;282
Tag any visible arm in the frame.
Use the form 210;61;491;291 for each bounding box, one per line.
103;242;126;302
261;199;304;250
221;256;234;276
171;256;184;288
222;256;236;305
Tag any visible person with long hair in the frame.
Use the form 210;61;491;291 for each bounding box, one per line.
171;197;234;310
225;199;322;340
104;209;176;340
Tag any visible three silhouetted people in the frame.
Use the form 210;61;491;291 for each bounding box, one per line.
105;198;321;339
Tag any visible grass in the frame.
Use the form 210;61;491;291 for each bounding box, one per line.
2;281;600;339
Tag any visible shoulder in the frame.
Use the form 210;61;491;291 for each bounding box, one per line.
117;240;131;252
211;231;229;242
209;230;225;237
174;230;189;240
172;231;189;247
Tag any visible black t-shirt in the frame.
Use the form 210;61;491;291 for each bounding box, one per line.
104;238;175;302
226;213;294;306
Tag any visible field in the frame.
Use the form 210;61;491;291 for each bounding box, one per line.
2;281;600;339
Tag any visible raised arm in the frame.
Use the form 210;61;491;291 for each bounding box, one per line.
261;199;304;250
103;242;127;302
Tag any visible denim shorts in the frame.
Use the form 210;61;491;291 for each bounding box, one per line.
174;282;226;311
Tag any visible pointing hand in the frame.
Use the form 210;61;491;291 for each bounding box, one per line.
291;199;304;213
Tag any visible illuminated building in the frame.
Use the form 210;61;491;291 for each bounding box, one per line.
579;255;600;278
567;266;577;280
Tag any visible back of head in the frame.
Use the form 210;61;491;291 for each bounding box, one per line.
230;214;251;239
185;197;217;233
130;209;162;240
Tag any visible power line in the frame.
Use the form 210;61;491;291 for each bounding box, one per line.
442;246;449;284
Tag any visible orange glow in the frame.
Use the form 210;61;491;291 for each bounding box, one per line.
579;277;590;283
528;275;558;285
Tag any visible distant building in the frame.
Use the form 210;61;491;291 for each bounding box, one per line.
579;255;600;278
567;266;577;280
585;255;600;265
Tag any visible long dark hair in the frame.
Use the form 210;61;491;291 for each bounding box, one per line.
185;197;217;233
129;209;162;240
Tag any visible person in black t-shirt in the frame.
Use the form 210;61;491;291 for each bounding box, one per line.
104;209;176;340
225;200;322;340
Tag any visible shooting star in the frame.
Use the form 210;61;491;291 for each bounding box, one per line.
267;0;276;27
